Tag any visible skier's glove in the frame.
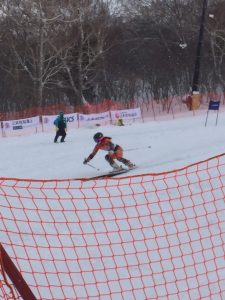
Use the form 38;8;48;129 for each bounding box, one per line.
83;158;89;165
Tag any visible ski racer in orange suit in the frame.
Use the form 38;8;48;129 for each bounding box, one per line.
83;132;135;170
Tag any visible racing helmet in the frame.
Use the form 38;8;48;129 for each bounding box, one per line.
93;132;103;143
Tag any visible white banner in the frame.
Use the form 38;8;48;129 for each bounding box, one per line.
78;111;111;127
0;108;142;137
110;108;142;121
42;113;78;131
2;116;40;131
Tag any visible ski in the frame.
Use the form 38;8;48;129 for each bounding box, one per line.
109;168;129;175
85;166;137;180
87;168;128;180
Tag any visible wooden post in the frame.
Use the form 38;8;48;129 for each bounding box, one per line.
0;244;37;300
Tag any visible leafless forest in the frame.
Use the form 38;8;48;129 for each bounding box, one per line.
0;0;225;115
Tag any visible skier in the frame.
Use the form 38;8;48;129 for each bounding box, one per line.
53;112;67;143
83;132;135;170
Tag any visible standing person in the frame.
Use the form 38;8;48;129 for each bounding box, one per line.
54;112;67;143
83;132;135;170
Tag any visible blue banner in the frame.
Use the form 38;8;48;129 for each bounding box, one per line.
208;100;220;110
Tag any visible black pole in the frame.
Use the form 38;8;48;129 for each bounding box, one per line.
192;0;208;92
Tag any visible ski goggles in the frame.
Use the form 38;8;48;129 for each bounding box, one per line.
94;136;103;143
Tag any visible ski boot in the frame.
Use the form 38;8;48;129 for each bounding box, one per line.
111;162;121;171
126;162;136;169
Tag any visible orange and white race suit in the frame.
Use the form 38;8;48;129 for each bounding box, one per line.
88;137;123;160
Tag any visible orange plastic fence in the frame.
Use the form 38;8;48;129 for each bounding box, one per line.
0;99;134;121
1;154;225;299
1;92;225;122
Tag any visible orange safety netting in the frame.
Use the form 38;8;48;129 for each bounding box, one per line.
1;154;225;299
0;99;136;121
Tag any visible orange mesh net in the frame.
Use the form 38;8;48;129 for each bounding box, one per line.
0;154;225;299
0;100;135;121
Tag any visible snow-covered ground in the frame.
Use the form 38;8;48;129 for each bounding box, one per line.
0;109;224;180
1;109;225;300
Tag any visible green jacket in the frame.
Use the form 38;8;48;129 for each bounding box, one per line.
54;115;67;130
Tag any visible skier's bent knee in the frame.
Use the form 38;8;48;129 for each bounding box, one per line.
105;154;114;164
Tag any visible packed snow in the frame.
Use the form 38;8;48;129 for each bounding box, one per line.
1;108;225;300
0;109;224;180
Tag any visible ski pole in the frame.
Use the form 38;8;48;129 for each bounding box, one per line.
87;163;100;171
125;146;151;151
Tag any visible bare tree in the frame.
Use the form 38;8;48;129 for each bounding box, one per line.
52;0;119;105
0;0;68;110
0;0;225;113
207;1;225;89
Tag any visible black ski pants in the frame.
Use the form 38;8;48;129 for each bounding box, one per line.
54;129;66;143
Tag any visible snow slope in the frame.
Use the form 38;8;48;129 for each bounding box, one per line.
1;109;225;300
0;110;224;180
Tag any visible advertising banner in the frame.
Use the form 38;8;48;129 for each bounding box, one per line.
205;100;220;126
110;108;142;122
78;111;111;127
208;100;220;110
2;116;40;137
42;113;78;131
0;107;142;137
2;116;40;131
